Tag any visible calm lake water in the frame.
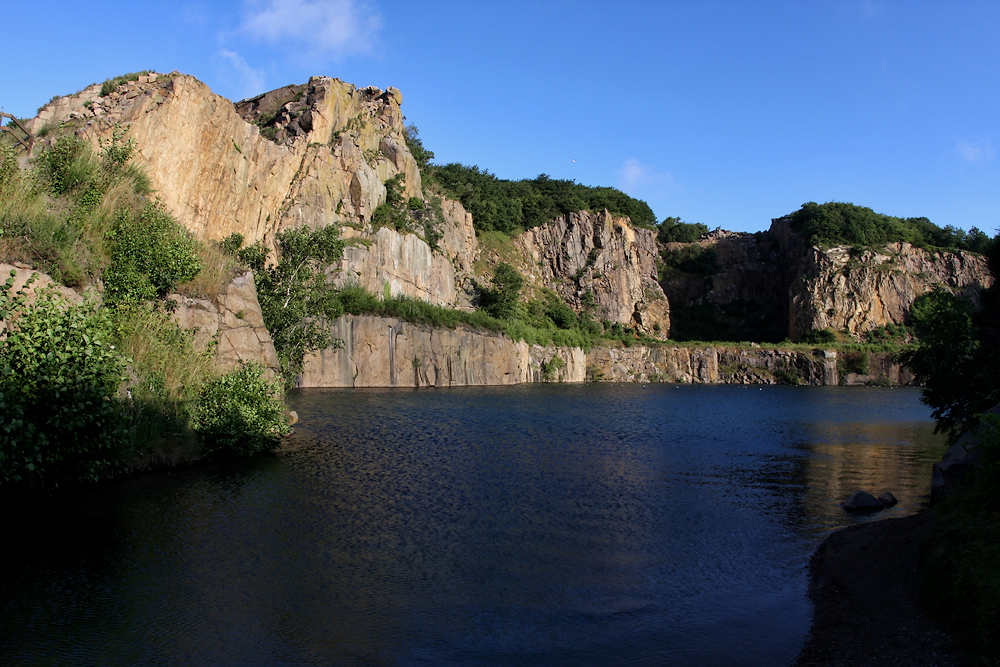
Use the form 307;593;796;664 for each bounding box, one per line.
1;385;946;666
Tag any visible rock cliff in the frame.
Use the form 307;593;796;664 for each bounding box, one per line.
477;210;670;336
168;272;280;376
31;73;420;249
661;219;992;342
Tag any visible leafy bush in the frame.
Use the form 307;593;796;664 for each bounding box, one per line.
660;244;719;275
250;225;346;381
403;124;435;172
787;201;993;253
658;217;709;243
193;362;289;460
0;274;127;485
429;164;656;234
478;263;523;320
104;202;202;305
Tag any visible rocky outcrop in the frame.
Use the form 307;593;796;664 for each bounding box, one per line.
512;210;670;336
788;240;992;340
660;218;993;342
297;314;585;387
330;228;459;306
168;272;279;376
32;73;420;251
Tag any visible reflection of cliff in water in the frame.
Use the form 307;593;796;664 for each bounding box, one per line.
799;420;946;532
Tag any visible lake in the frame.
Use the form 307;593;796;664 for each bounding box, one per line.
0;385;946;666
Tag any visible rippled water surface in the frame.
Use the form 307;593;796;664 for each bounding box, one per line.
1;385;946;666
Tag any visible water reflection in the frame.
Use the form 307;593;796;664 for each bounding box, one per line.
0;385;945;666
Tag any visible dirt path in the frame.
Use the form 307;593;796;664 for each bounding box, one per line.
796;510;967;666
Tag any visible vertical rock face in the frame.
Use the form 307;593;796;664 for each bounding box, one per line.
514;211;671;336
168;272;280;376
788;241;992;340
298;314;586;387
329;227;458;306
35;73;421;250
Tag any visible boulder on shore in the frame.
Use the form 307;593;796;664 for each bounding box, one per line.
878;492;898;507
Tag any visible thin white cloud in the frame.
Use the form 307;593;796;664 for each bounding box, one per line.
212;49;267;100
957;139;995;165
618;158;674;192
241;0;381;59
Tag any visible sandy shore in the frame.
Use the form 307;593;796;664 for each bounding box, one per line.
795;510;966;666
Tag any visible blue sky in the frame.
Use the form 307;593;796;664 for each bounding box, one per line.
3;1;997;234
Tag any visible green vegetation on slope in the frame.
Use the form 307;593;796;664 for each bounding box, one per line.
787;201;993;253
1;130;288;488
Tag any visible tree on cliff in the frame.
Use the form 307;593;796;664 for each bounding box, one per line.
477;263;523;320
902;236;1000;438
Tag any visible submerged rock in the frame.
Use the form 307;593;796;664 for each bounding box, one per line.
878;492;898;507
842;490;885;513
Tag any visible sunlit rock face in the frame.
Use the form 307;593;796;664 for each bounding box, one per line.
35;73;420;250
512;210;670;337
787;240;992;340
297;314;586;387
168;272;280;377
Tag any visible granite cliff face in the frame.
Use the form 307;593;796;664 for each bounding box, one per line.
479;210;670;336
661;219;992;342
31;73;420;249
787;240;992;340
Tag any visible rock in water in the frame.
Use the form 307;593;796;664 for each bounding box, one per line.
878;492;898;507
842;490;884;513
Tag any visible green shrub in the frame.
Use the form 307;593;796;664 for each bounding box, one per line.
253;225;346;381
104;202;202;305
787;201;993;253
193;362;290;459
658;217;709;243
0;274;127;485
478;263;523;320
660;244;719;275
99;71;150;97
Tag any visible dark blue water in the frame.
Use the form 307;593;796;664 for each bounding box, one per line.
0;385;945;666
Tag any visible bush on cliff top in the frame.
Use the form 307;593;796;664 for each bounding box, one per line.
427;163;656;235
787;201;993;254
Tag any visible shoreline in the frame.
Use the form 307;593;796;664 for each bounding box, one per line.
795;510;966;666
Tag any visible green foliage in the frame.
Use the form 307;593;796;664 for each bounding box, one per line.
787;201;994;253
660;244;719;276
541;354;566;381
429;163;656;234
193;362;290;460
922;415;1000;662
658;217;709;243
100;71;150;97
802;327;839;345
402;124;435;172
478;263;523;320
0;274;127;485
104;202;202;306
252;225;346;381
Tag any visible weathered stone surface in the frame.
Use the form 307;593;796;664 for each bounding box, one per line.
437;198;478;274
788;239;992;341
0;263;84;306
32;74;421;253
660;218;993;342
329;227;457;306
842;490;884;512
298;314;586;387
511;210;670;336
168;272;279;375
